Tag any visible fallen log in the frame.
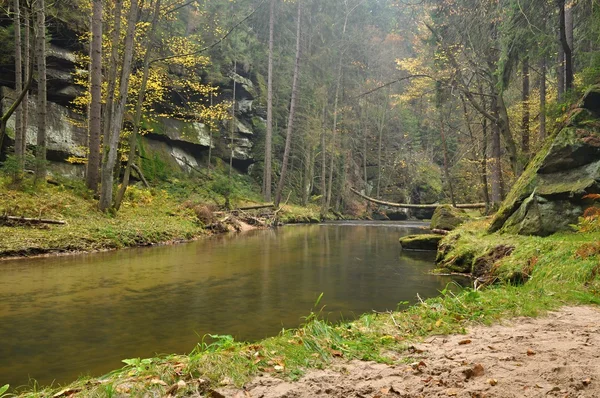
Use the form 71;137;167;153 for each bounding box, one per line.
350;188;486;209
237;203;274;211
2;215;66;225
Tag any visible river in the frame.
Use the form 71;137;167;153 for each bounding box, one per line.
0;221;463;388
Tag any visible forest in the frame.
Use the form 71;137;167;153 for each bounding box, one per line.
1;0;600;396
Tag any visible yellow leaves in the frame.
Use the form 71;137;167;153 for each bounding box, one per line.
164;36;210;68
66;156;88;165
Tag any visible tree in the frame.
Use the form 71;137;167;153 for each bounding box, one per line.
263;0;275;202
114;0;162;211
85;0;102;191
274;0;302;207
13;0;24;181
34;0;47;183
99;0;139;212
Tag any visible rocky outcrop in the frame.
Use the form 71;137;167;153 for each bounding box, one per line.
399;234;443;251
430;205;469;231
489;86;600;236
1;39;264;176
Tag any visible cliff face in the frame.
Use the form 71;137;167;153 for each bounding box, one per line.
489;86;600;236
0;32;263;178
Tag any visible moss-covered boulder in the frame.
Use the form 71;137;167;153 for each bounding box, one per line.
489;85;600;236
399;234;443;251
430;205;469;231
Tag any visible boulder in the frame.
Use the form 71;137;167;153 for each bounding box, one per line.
489;85;600;236
399;234;443;251
430;205;468;231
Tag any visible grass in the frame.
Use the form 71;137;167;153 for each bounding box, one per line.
4;216;600;397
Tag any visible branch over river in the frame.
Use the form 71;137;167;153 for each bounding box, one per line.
349;188;487;209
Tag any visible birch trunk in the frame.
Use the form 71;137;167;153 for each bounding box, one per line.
274;0;302;207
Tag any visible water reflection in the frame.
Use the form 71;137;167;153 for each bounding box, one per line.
0;222;460;387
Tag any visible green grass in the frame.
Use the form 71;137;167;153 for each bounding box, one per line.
6;217;600;397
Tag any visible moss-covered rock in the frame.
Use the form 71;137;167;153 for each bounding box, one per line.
430;205;468;231
399;234;443;251
489;85;600;236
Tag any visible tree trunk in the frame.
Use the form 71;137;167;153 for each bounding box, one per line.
22;4;30;159
34;0;47;183
102;0;123;148
481;117;491;212
114;0;161;212
521;56;530;157
496;93;520;176
539;57;547;140
263;0;275;202
207;92;213;174
362;105;368;192
376;93;388;199
558;0;573;92
566;0;574;74
229;60;237;179
99;0;139;212
86;0;103;191
439;114;456;207
320;104;327;217
13;0;24;180
490;95;503;204
274;0;302;207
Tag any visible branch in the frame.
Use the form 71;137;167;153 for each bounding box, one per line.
350;187;486;209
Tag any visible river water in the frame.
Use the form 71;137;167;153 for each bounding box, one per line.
0;221;463;388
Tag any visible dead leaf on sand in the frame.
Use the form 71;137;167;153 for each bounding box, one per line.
458;339;472;345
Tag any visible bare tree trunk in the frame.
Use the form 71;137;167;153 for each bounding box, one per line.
496;93;519;176
102;0;123;148
99;0;139;212
274;0;302;207
114;0;161;212
558;0;573;92
566;0;574;74
521;56;530;157
481;117;491;212
439;113;456;207
557;37;565;100
86;0;103;191
207;92;213;174
229;60;237;179
490;95;503;204
22;4;30;158
263;0;275;202
539;57;547;140
301;143;312;206
375;94;388;199
320;104;327;217
34;0;46;183
13;0;24;180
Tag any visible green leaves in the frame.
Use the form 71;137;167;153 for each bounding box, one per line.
0;384;9;397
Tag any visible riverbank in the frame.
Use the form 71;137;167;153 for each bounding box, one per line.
0;174;334;260
5;216;600;397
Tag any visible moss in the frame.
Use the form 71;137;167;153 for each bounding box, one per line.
399;234;442;251
430;205;468;231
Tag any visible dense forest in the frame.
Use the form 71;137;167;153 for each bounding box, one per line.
1;0;597;215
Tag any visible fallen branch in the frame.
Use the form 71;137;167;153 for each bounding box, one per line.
350;187;486;209
2;215;66;225
131;163;149;188
237;203;274;211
